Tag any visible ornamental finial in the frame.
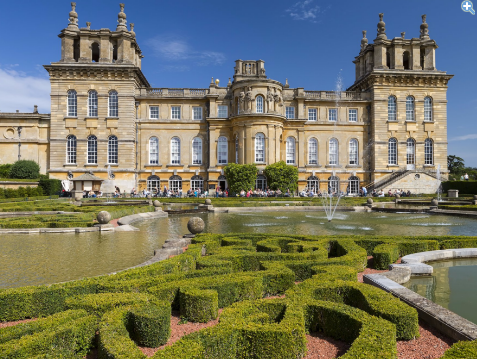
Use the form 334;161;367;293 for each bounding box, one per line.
116;3;127;31
68;2;79;30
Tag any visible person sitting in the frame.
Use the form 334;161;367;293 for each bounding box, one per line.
97;191;103;198
378;190;385;197
407;190;411;197
387;189;392;197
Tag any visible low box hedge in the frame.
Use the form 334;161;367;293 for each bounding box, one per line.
179;288;218;323
373;244;400;270
128;303;171;348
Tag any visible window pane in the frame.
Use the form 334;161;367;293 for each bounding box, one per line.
388;138;397;165
192;138;202;164
149;137;159;164
329;139;338;165
424;97;432;122
218;106;228;118
67;90;77;117
255;133;264;162
286;107;295;119
150;106;159;119
348;109;357;122
308;138;317;164
286;137;295;164
348;176;359;194
171;137;180;164
87;135;97;164
329;109;337;122
406;96;414;121
193;107;202;120
66;135;77;164
425;139;433;165
307;176;319;192
218;137;228;164
88;91;98;117
308;108;317;121
109;91;118;117
407;138;415;165
108;136;118;164
171;106;181;119
256;96;263;113
388;96;396;121
349;139;358;165
235;137;239;163
147;176;160;193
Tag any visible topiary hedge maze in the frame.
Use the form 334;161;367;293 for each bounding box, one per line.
0;233;476;358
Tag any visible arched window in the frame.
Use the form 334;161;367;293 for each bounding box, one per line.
88;90;98;117
255;133;265;163
192;137;202;165
218;136;228;165
424;97;433;122
147;175;160;193
403;51;410;70
307;176;319;192
349;139;358;165
87;135;97;164
191;175;204;191
171;137;181;164
235;136;239;164
149;137;159;165
256;95;264;113
109;91;118;117
108;135;118;164
406;96;415;121
388;138;397;165
256;175;267;191
66;135;77;164
286;137;295;164
388;96;396;121
91;43;100;62
308;138;318;165
169;175;182;191
424;138;433;165
328;176;340;194
329;138;338;165
348;176;360;195
67;90;77;117
406;138;416;165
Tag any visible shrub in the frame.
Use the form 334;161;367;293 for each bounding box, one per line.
442;180;477;195
38;178;62;196
129;303;171;347
179;288;218;323
264;160;298;193
224;163;258;194
0;164;12;178
8;160;40;179
373;244;400;270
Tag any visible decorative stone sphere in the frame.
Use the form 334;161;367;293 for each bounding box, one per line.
366;198;373;205
430;199;439;207
473;195;477;200
146;194;152;199
205;199;212;205
395;194;400;199
153;200;161;207
187;217;205;234
97;211;111;224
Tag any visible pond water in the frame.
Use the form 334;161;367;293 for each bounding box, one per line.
403;258;477;325
1;211;477;289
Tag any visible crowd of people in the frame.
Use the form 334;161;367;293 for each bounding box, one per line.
238;188;291;197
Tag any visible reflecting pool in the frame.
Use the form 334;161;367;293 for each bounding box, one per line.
1;211;477;289
403;258;477;325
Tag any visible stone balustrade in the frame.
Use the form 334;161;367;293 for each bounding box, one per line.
304;91;366;100
141;88;209;97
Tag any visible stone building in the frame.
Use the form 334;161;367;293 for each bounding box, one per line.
0;4;452;195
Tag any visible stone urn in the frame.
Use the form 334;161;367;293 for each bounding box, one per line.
205;199;212;205
153;200;161;207
187;217;205;234
97;211;111;224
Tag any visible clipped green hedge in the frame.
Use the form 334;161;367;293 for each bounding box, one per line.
442;181;477;195
179;288;218;323
441;340;477;358
373;244;400;270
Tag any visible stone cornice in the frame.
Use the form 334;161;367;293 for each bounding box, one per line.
43;64;150;88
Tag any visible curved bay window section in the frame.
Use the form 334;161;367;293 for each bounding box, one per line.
108;91;118;117
349;139;358;165
256;95;264;113
87;135;97;164
255;133;265;163
424;138;434;165
256;175;267;191
388;138;398;165
348;176;359;195
192;137;202;165
191;175;204;192
406;138;416;168
108;135;118;164
169;175;182;192
66;135;77;164
88;90;98;117
329;138;338;166
308;138;318;165
286;137;295;165
171;137;181;165
388;96;396;122
424;97;433;122
147;175;160;194
328;176;340;194
307;176;319;192
406;96;415;122
149;137;159;165
217;136;228;165
67;90;77;117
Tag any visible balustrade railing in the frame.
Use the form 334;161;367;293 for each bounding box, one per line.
304;91;363;100
145;88;208;97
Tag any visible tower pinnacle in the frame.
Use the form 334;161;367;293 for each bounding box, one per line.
67;2;79;30
361;30;368;51
420;14;430;40
376;13;386;40
116;3;127;31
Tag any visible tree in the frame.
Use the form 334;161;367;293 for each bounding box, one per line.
264;161;298;193
447;155;465;175
8;160;40;179
224;163;258;195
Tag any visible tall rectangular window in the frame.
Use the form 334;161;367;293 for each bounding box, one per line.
150;106;159;119
108;91;118;117
348;109;357;122
286;107;295;119
255;133;265;163
308;108;317;121
328;108;337;122
193;107;202;120
171;106;181;119
218;105;228;118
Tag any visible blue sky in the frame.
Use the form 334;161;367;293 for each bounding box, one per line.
0;0;476;165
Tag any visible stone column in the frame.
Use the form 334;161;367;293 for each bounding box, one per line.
412;44;421;70
100;33;111;63
79;35;91;63
394;45;404;69
424;46;436;70
373;45;386;69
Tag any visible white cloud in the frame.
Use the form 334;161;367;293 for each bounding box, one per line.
450;134;477;141
145;36;225;68
0;66;50;113
285;0;327;23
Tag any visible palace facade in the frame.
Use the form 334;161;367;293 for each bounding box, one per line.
0;4;453;195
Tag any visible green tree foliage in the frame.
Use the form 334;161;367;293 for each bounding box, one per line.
0;164;12;178
264;161;298;193
447;155;465;174
224;163;258;194
8;160;40;179
38;178;62;195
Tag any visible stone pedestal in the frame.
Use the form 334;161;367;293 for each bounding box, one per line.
93;223;114;231
72;190;83;201
448;189;459;198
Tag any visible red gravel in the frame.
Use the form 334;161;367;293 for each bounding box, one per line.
109;219;119;227
305;332;350;359
0;318;36;329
